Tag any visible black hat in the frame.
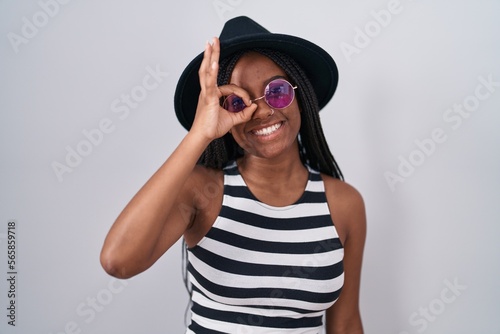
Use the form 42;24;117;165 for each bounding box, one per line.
174;16;338;130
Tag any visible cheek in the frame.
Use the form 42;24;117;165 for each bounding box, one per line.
288;105;302;129
229;125;247;146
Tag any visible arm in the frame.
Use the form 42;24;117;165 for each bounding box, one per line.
99;131;209;279
324;178;366;334
100;38;256;279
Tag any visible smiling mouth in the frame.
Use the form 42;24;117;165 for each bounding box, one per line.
252;122;283;136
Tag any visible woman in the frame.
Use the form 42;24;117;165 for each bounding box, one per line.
101;16;366;333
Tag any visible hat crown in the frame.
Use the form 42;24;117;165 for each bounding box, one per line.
219;16;270;41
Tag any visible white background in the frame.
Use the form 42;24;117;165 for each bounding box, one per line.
1;0;499;333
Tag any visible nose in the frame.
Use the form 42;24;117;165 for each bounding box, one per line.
251;98;273;120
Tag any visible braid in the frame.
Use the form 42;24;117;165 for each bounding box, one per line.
196;49;343;180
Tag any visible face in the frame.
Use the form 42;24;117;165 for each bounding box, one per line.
228;52;301;160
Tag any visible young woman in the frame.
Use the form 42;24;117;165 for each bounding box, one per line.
101;16;366;334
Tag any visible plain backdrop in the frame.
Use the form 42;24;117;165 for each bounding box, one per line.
1;1;499;333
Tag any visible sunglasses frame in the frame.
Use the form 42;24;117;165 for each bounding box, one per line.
222;78;298;112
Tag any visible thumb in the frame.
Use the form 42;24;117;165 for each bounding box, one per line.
231;103;258;125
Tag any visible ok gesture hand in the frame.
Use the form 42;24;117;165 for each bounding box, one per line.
190;37;257;141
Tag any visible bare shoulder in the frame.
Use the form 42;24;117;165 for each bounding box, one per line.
321;174;365;212
321;174;366;244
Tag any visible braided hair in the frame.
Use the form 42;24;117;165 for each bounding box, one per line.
198;49;343;180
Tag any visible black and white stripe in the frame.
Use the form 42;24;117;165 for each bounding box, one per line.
186;162;344;333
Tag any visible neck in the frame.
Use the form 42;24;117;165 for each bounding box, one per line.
236;148;309;207
237;148;307;184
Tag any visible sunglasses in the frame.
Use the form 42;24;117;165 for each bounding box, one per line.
222;78;298;113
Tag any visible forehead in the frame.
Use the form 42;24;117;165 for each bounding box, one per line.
229;51;286;85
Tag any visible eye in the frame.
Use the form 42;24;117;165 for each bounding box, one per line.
264;79;295;109
267;84;285;97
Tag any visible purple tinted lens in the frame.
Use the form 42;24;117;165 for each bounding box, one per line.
265;79;295;109
223;94;245;112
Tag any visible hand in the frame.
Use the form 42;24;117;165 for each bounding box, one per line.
190;37;257;141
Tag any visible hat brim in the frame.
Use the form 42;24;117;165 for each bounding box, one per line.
174;33;338;130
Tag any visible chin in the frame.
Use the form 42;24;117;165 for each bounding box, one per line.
245;142;298;161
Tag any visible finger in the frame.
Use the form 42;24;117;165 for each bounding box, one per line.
200;39;222;99
205;38;221;96
210;37;221;72
198;40;213;88
228;103;258;125
218;84;253;107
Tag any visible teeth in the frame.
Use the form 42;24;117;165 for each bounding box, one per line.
253;122;282;136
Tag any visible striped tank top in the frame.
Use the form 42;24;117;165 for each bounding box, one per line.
186;161;344;333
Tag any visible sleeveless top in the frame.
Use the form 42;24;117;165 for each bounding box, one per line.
185;161;344;333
